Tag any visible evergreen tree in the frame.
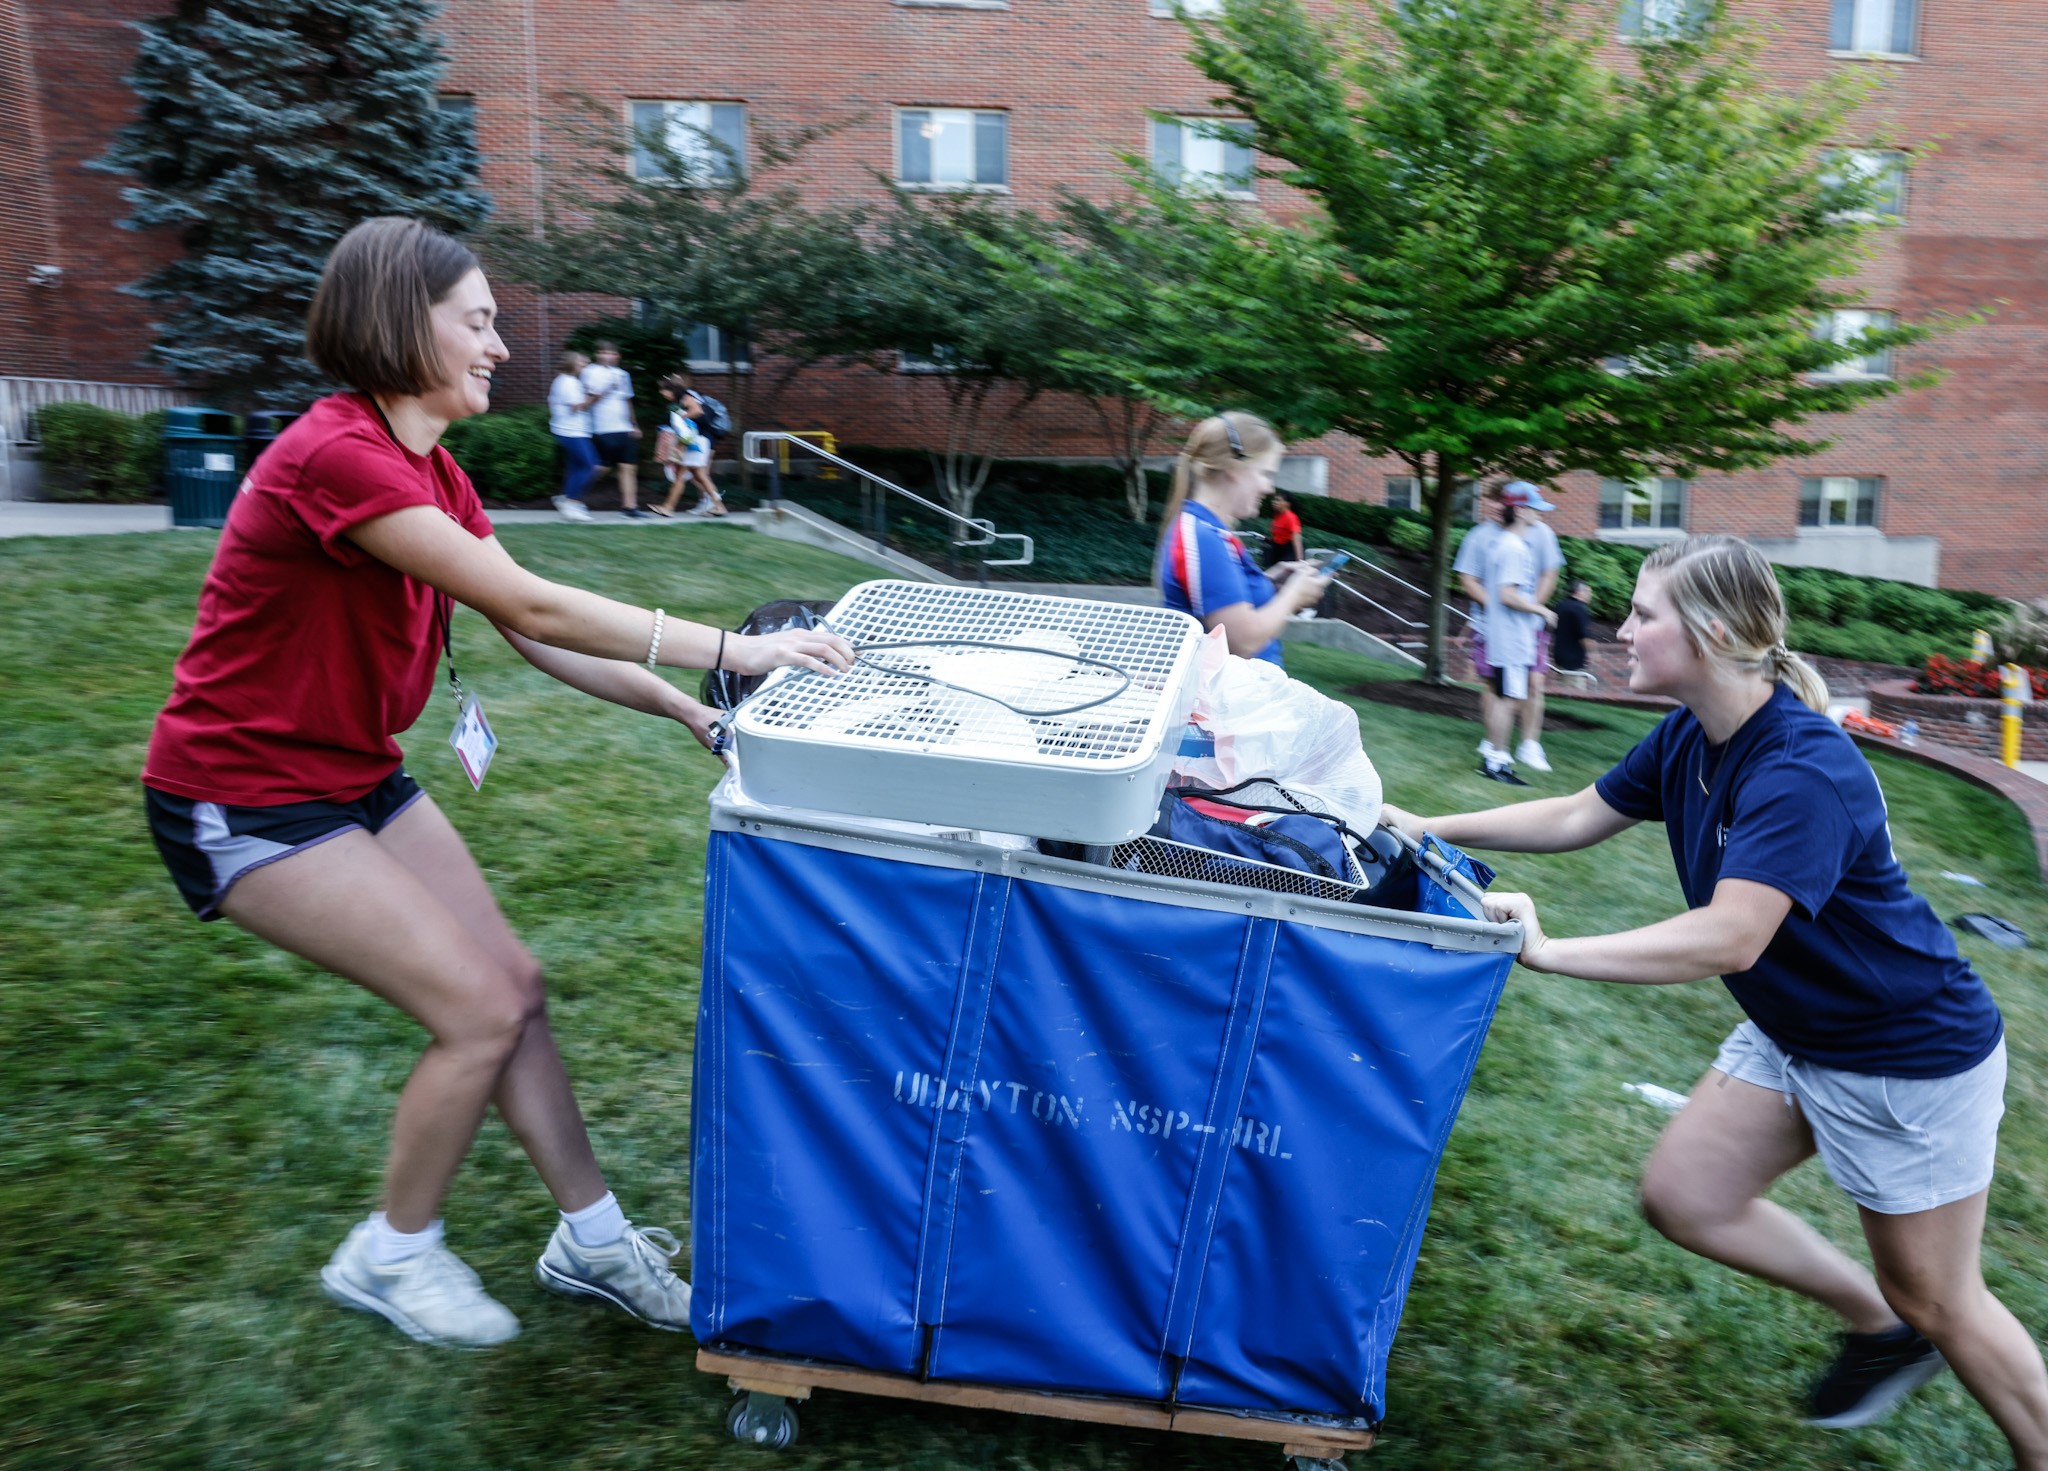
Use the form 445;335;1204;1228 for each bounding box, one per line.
97;0;488;409
1005;0;1943;679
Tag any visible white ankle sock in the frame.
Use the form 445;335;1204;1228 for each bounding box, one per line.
365;1211;444;1266
562;1191;626;1248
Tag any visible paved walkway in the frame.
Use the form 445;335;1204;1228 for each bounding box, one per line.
0;502;173;536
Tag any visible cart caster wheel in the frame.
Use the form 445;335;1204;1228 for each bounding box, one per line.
726;1391;799;1449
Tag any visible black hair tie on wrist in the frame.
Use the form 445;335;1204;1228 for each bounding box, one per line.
716;629;726;672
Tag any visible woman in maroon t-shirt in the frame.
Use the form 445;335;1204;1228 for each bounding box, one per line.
142;218;853;1349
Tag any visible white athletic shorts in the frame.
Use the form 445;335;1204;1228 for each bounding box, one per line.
1711;1020;2006;1215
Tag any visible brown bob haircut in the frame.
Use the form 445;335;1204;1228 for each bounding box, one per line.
305;218;481;395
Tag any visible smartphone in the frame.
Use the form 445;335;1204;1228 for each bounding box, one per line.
1316;550;1352;576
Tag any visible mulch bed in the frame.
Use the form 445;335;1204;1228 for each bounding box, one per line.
1343;677;1607;730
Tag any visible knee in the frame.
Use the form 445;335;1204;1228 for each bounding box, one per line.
1878;1269;1984;1342
1638;1166;1735;1245
445;963;547;1060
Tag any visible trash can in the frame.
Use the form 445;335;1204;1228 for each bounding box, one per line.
242;410;299;477
691;771;1517;1460
162;408;241;529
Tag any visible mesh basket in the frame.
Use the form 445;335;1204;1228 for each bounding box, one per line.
1107;778;1375;903
1104;834;1373;904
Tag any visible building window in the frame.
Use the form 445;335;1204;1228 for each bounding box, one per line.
897;109;1008;189
1830;0;1916;56
1151;117;1255;197
630;101;746;183
1619;0;1709;42
1150;0;1224;13
1599;477;1687;532
1385;475;1420;511
1800;476;1881;529
1812;310;1894;379
436;95;477;150
1822;148;1906;220
682;323;748;371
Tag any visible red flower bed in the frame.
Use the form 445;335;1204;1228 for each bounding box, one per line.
1916;655;2048;701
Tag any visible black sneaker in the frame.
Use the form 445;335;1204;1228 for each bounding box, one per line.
1807;1324;1947;1428
1478;763;1530;787
620;507;651;520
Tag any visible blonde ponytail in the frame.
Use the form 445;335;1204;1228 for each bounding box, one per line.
1641;535;1831;713
1155;411;1282;551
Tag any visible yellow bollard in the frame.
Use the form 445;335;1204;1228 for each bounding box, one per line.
1973;628;1995;663
2001;663;2027;768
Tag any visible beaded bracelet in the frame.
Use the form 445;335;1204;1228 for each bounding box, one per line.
646;608;666;670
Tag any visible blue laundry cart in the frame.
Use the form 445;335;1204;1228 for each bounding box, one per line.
690;777;1518;1467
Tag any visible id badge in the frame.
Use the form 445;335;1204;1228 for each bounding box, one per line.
448;694;498;791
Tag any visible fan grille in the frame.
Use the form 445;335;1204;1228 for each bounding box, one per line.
736;582;1202;767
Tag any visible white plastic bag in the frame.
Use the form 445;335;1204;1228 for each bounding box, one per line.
1172;628;1383;833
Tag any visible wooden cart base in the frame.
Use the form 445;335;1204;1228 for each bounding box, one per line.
697;1347;1375;1464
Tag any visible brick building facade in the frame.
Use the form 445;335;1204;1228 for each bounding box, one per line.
5;0;2044;597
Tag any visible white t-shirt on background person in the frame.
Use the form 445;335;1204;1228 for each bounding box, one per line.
548;373;592;438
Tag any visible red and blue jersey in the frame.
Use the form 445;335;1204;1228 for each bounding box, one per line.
1157;502;1284;665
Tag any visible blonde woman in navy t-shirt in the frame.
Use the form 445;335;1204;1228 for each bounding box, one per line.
1384;536;2046;1467
141;219;853;1350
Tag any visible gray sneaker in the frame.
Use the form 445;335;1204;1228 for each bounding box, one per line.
535;1219;693;1331
320;1221;520;1348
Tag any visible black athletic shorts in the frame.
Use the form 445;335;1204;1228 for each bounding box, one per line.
592;431;636;466
144;768;425;921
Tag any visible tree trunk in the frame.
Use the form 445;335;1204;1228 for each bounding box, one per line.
1423;453;1461;684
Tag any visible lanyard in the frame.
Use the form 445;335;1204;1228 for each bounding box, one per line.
365;395;466;714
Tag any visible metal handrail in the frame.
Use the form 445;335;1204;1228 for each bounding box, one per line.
1304;543;1472;627
741;431;1034;570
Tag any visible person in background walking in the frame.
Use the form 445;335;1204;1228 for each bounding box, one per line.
141;216;855;1349
582;342;646;519
547;350;599;522
652;376;723;518
1155;412;1329;666
1475;493;1558;785
1553;578;1596;688
1265;490;1305;568
1383;535;2048;1469
1458;480;1563;771
676;389;726;517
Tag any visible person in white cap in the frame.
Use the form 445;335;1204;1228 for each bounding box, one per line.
1475;483;1559;784
1457;480;1563;773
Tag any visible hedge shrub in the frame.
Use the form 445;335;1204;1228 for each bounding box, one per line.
440;405;556;505
35;402;167;502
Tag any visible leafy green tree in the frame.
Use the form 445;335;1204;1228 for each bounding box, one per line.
799;192;1073;524
96;0;487;409
1006;0;1939;678
486;107;868;478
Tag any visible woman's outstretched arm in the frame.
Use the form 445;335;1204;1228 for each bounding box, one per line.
1382;782;1637;855
1482;879;1794;983
349;506;852;676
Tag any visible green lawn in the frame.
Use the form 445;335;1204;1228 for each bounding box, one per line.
2;527;2042;1471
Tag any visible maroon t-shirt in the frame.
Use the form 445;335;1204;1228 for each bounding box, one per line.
143;393;496;806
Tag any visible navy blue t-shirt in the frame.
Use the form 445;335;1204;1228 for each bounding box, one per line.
1594;683;2001;1078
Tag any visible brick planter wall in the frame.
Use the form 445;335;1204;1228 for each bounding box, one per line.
1867;680;2048;762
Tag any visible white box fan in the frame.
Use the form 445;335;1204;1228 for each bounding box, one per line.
727;580;1206;843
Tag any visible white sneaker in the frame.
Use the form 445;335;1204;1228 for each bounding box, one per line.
1517;740;1553;773
552;496;593;523
535;1219;693;1331
320;1222;520;1348
1477;740;1505;763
